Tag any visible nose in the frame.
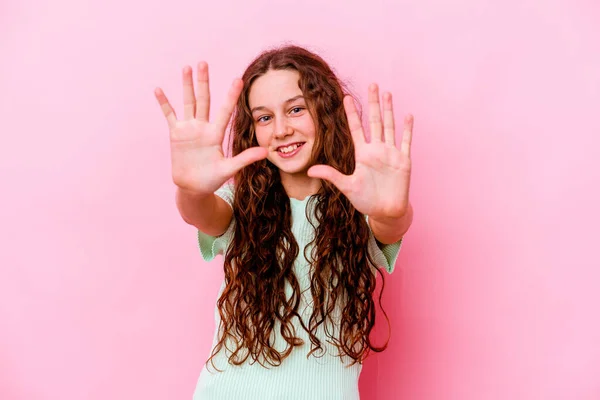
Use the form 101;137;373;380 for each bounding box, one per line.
273;118;293;139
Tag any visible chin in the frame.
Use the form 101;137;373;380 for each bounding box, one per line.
267;155;310;175
269;162;307;175
280;167;310;175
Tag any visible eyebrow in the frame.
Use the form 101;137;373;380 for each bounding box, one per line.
250;95;305;114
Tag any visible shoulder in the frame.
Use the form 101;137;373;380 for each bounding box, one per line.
215;181;235;208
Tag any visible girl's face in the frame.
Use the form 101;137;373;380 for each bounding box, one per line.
248;69;317;178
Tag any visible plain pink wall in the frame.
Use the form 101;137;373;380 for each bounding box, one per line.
1;0;599;399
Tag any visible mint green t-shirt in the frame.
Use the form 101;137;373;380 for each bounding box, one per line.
197;183;403;274
193;183;404;400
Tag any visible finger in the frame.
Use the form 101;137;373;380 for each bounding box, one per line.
182;66;196;120
215;78;244;136
368;83;383;143
154;87;177;128
401;114;414;158
383;92;396;146
307;165;351;193
224;146;268;176
343;95;366;146
196;61;210;121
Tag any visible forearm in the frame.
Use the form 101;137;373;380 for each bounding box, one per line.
368;202;414;244
175;188;232;236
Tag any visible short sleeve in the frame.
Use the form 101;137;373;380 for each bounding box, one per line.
365;215;404;274
197;183;235;262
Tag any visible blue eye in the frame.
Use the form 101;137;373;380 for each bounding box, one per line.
258;115;271;123
291;107;304;114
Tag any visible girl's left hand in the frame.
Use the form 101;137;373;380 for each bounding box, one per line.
307;84;413;220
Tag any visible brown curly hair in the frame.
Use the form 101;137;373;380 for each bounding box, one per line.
205;44;391;372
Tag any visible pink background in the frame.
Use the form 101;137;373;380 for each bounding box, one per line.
1;0;599;399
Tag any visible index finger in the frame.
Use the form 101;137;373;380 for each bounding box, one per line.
214;78;244;135
343;95;366;146
154;87;177;128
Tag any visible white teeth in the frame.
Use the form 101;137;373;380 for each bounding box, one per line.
279;143;301;153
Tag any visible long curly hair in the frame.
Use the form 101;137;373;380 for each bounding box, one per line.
206;44;391;372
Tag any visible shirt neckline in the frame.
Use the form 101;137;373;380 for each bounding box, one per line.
289;195;313;203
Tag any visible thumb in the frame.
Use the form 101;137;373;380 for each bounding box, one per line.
226;147;268;175
307;165;350;193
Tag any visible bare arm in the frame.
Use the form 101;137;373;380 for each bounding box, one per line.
176;187;232;237
368;201;413;244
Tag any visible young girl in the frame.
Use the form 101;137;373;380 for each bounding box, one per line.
154;45;414;400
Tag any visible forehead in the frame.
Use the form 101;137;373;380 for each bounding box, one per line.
248;69;303;108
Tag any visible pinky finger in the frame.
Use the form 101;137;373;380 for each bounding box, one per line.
401;114;414;158
154;87;178;128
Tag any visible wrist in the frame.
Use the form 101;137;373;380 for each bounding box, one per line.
176;186;213;200
368;203;413;244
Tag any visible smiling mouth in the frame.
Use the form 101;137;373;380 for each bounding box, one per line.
277;142;305;154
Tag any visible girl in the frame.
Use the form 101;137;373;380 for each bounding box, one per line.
154;45;414;400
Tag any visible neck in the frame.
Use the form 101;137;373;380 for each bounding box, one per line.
279;172;321;201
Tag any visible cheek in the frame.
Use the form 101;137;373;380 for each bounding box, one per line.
254;127;270;147
293;116;317;139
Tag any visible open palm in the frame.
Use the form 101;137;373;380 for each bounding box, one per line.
154;62;267;196
307;84;414;220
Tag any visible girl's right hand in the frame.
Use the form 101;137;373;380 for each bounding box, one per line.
154;62;268;197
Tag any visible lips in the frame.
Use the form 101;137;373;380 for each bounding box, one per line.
276;142;305;152
276;142;305;158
